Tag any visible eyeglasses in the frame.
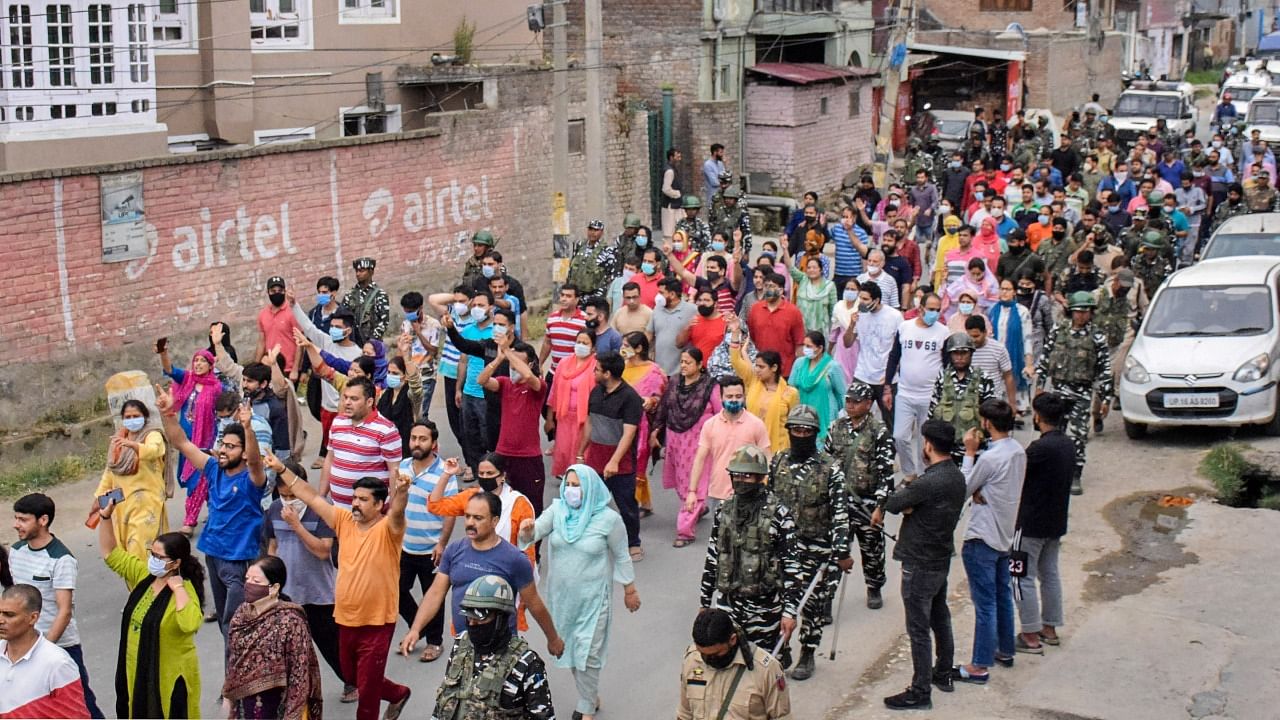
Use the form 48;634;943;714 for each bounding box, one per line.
219;441;242;450
148;550;171;562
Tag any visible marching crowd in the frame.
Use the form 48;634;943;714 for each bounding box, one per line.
0;97;1256;720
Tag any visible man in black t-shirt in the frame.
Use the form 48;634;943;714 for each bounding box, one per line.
579;352;645;560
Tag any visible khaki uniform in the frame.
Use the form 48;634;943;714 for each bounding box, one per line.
678;643;791;720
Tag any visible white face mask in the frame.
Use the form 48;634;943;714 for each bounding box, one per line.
574;342;592;359
283;498;306;516
492;324;508;338
562;485;583;508
867;265;882;276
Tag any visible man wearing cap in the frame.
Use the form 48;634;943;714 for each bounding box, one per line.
930;332;997;462
824;382;895;610
255;275;302;380
768;405;851;681
615;214;647;265
708;170;734;217
1115;206;1150;258
431;575;556;720
1077;222;1123;280
566;219;621;303
1245;167;1279;211
1035;292;1112;495
1093;269;1144;433
675;196;713;253
342;257;390;344
699;444;801;667
1130;232;1173;301
709;186;753;254
462;230;497;287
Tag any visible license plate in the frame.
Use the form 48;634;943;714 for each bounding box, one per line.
1164;393;1220;408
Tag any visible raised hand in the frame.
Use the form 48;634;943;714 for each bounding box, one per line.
238;403;254;427
442;457;462;476
154;383;175;414
262;452;285;474
210;323;224;346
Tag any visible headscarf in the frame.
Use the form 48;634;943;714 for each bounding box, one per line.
170;350;220;482
989;300;1027;390
554;464;613;544
106;415;162;477
552;353;598;427
369;339;389;387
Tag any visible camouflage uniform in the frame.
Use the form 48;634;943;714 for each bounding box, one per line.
708;191;753;254
462;230;497;287
341;279;390;342
902;141;935;185
432;635;555;720
988;122;1010;165
1011;136;1041;170
1211;198;1252;232
1130;245;1172;301
929;367;997;461
1055;266;1105;299
1038;235;1079;282
1244;179;1278;212
1035;312;1113;478
1093;275;1143;402
675;216;714;253
564;238;621;301
824;405;895;592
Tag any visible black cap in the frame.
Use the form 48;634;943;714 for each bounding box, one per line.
353;257;376;270
266;275;286;289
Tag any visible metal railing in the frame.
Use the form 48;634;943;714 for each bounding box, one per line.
756;0;834;13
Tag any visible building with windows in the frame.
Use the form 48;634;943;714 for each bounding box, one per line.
0;1;538;172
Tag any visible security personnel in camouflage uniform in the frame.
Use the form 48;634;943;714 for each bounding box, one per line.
1039;218;1078;292
341;256;390;343
1091;269;1144;432
1130;231;1173;301
1035;291;1112;496
700;445;802;668
767;405;852;682
432;575;555;720
675;195;714;252
709;187;753;254
462;230;497;286
565;219;621;302
1011;127;1042;170
1054;249;1105;304
823;382;895;610
678;609;791;720
1245;169;1279;211
708;170;734;216
1211;183;1251;232
902;138;934;186
616;213;646;264
930;333;997;460
1116;208;1150;258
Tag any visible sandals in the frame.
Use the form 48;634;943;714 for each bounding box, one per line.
1015;635;1044;654
639;507;654;518
419;644;442;663
629;547;645;562
672;538;694;548
952;665;990;684
310;457;325;470
1038;631;1061;646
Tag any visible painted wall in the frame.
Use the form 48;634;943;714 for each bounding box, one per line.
744;80;873;194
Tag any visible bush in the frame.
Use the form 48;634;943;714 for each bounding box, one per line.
1199;443;1248;506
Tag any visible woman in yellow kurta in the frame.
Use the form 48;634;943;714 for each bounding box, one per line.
96;400;169;560
97;501;203;719
728;319;799;452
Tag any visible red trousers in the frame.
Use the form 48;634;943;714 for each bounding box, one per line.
320;408;337;456
338;623;409;720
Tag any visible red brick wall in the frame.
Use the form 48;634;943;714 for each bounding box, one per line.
921;0;1077;32
745;80;874;195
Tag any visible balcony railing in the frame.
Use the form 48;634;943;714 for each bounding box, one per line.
756;0;835;12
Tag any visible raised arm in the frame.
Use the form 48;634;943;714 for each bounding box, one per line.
239;404;267;488
154;384;211;472
387;471;410;535
264;452;337;529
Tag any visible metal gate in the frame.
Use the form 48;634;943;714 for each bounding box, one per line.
648;111;663;225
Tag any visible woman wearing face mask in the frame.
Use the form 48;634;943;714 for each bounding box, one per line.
989;279;1036;417
319;338;389;390
548;331;599;477
222;556;323;720
376;334;425;458
158;343;221;536
830;278;862;384
97;503;205;719
787;331;845;443
517;466;640;720
945;290;992;334
729;315;799;452
943;258;998;328
652;347;721;547
619;333;667;517
95;401;169;561
788;254;837;335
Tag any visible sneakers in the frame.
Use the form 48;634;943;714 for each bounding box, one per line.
790;648;816;681
931;668;954;693
884;688;933;710
866;588;884;610
1070;470;1083;496
384;690;411;720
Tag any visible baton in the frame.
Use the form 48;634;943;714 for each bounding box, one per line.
849;500;898;543
771;565;826;658
828;569;849;661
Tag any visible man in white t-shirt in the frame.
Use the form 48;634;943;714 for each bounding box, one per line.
964;314;1016;405
850;282;903;423
884;294;952;482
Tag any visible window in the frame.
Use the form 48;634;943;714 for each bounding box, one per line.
339;0;396;22
130;98;149;112
849;87;861;118
152;0;196;49
340;104;400;136
91;101;117;115
46;4;74;87
254;126;316;145
14;105;34;120
127;3;149;81
50;103;75;118
88;4;114;85
8;5;34;89
568;118;584;154
979;0;1032;10
819;96;828;115
251;0;311;47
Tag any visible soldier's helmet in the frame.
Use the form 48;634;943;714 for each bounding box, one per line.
682;195;703;210
908;137;922;150
1140;230;1167;250
784;404;822;430
461;575;516;617
472;230;496;247
723;186;743;200
624;213;642;229
1146;190;1166;205
726;445;770;475
718;171;734;184
944;332;976;354
845;381;876;402
1067;291;1098;311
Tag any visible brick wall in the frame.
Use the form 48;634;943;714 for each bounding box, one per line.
745;80;873;195
0;74;650;427
689;101;742;190
921;0;1077;32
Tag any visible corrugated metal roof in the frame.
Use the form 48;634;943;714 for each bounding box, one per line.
747;62;876;85
907;42;1026;62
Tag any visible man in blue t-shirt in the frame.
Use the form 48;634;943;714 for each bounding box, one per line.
399;492;564;658
158;390;266;634
458;292;496;472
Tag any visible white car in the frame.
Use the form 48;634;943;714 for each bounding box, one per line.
1199;212;1280;260
1222;74;1269;117
1108;81;1197;148
1120;257;1280;437
1244;96;1280;144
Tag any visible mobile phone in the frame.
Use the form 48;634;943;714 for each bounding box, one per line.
98;488;125;509
402;320;412;335
155;337;168;353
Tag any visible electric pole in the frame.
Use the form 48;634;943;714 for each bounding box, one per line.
584;0;606;223
550;0;570;279
874;0;915;186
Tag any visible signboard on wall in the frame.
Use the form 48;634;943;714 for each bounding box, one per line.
100;171;147;263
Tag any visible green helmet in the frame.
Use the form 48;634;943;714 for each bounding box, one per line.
944;332;975;354
718;171;733;184
682;195;703;209
1146;190;1166;205
845;381;875;402
785;404;821;430
908;137;922;149
723;186;743;200
472;230;496;247
1067;291;1098;310
726;444;770;475
623;213;642;229
461;575;516;617
1140;230;1167;250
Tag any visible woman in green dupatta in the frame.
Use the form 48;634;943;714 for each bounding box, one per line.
787;330;846;442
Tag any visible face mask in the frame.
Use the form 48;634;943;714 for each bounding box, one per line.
802;347;816;359
711;241;726;252
452;301;469;317
1000;163;1011;172
974;191;984;201
1108;206;1120;214
468;617;511;654
635;236;649;247
283;498;306;515
1009;243;1026;255
470;306;488;323
723;399;744;414
858;302;874;313
492;324;509;338
939;205;951;215
1017;286;1034;296
477;475;499;493
123;417;146;433
922;309;940;326
763;289;780;300
404;310;419;322
1038;214;1050;225
1052;229;1066;240
385;374;402;389
654;294;667;309
706;271;722;284
949;160;961;169
329;327;347;342
1115;171;1128;182
481;265;496;279
1212;140;1223;148
1095;236;1109;247
788;432;817;459
315;293;331;306
243;582;272;604
991;209;1004;218
958;302;975;315
268;292;286;307
585;318;601;331
842;289;857;303
147;554;171;578
697;304;714;317
509;367;523;381
867;265;882;276
673;242;685;252
619;347;635;360
563;485;583;508
574;342;592;359
641;262;656;276
732;480;764;501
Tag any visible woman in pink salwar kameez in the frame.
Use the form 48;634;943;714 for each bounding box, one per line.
651;346;721;548
548;331;598;477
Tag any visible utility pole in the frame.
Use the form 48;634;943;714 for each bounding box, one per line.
584;0;606;223
550;0;571;280
874;0;915;186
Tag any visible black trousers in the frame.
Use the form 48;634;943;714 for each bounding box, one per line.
603;472;640;547
399;551;448;645
303;603;350;686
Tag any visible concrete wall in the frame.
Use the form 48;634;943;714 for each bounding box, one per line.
744;80;873;195
922;0;1080;32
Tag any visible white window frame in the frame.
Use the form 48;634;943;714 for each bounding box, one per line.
338;0;397;24
250;0;313;50
86;3;114;85
339;103;401;136
46;3;75;88
254;126;316;145
151;0;197;53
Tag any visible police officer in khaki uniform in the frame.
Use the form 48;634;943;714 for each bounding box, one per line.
678;609;791;720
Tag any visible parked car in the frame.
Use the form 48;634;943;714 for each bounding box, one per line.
1119;257;1280;438
1222;73;1270;117
1244;96;1280;144
1199;213;1280;260
925;109;974;152
1108;81;1198;148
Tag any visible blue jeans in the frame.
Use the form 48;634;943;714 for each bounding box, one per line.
962;539;1015;668
419;377;437;420
63;644;104;718
205;555;250;638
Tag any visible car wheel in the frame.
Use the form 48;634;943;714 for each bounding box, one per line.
1123;419;1147;440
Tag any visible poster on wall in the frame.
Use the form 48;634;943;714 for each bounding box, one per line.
100;171;147;263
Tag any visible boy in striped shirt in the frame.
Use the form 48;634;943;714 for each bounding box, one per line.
320;377;402;509
397;420;459;662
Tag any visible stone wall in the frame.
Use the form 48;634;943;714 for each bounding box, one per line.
744;80;874;195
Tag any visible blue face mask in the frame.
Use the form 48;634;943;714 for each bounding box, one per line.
329;326;346;342
122;417;146;433
385;374;402;389
482;265;496;278
641;262;656;275
635;236;649;247
842;289;857;303
711;241;726;252
922;309;941;326
404;310;419;322
723;399;744;414
974;191;985;201
316;293;331;306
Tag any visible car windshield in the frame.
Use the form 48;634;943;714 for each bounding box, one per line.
1250;102;1280;125
1202;233;1280;259
1228;86;1262;101
1145;285;1273;337
935;119;970;136
1114;94;1181;118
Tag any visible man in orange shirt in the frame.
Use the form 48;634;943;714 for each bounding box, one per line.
677;288;728;366
268;458;413;720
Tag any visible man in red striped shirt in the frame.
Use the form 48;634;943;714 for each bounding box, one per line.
538;284;588;378
321;377;402;509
